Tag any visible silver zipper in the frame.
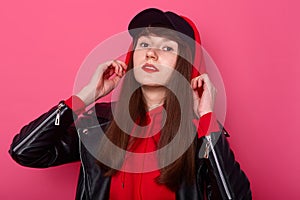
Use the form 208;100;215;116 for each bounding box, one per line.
13;103;65;153
206;135;232;200
76;121;110;194
77;132;87;189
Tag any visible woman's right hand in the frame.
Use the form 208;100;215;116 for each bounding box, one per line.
76;60;127;106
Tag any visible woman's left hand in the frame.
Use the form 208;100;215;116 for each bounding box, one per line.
191;73;217;118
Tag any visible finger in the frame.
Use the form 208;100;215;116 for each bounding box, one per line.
116;61;128;77
199;73;212;89
115;60;128;71
197;77;203;88
191;87;200;100
190;78;195;89
200;73;210;84
104;60;127;79
191;77;199;89
102;61;114;72
114;63;120;76
115;62;127;76
192;76;203;89
108;61;121;77
116;63;123;77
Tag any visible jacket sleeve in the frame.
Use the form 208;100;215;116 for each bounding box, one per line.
9;101;80;168
199;127;252;200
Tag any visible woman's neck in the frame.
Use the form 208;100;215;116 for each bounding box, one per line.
141;86;166;110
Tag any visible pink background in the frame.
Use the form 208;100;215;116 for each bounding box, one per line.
1;0;299;199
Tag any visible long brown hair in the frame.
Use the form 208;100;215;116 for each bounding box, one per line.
98;27;197;191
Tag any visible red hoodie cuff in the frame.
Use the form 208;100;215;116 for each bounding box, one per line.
193;112;220;138
65;95;86;115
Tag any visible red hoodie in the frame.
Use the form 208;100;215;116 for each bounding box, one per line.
65;96;219;200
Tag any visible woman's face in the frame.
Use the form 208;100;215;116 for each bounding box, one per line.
133;35;179;86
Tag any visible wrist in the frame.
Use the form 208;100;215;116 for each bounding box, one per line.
192;112;220;138
76;86;95;106
199;110;213;117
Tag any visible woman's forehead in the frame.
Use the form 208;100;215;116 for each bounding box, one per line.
135;27;181;41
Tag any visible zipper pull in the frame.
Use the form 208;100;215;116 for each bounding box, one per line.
55;110;60;125
204;140;210;159
206;135;212;143
55;103;63;126
204;135;212;158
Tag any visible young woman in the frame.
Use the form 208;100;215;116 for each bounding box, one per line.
9;8;252;200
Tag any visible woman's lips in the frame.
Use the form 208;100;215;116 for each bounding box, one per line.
141;64;159;73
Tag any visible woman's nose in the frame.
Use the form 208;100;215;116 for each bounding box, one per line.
146;48;158;60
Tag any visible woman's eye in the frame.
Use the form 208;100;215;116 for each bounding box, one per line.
140;42;149;48
162;46;174;52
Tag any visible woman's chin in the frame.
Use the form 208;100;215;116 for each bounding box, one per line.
135;76;169;87
142;83;164;88
137;81;163;87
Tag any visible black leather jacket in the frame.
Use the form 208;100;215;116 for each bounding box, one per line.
9;101;252;200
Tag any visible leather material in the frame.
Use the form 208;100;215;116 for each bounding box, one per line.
205;132;252;200
9;102;80;167
9;102;252;200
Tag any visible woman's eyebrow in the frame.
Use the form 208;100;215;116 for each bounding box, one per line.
139;36;176;43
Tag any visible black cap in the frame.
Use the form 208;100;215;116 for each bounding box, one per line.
128;8;196;57
128;8;195;40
